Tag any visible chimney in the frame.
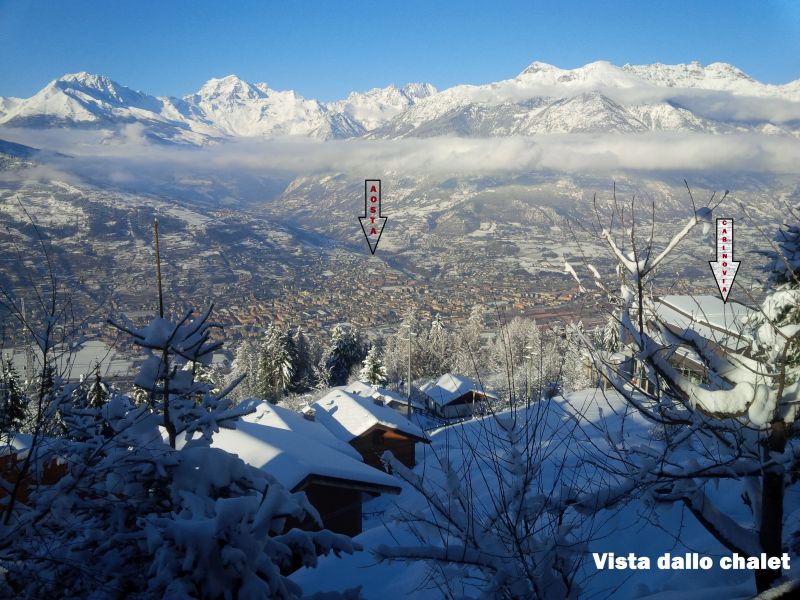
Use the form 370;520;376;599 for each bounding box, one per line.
301;405;316;421
372;393;385;406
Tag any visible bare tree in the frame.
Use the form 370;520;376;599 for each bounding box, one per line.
576;186;799;593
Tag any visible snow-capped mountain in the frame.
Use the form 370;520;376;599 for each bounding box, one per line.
1;61;798;144
328;83;437;132
0;72;435;143
181;75;364;138
368;60;800;138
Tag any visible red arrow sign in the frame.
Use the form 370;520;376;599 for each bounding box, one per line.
708;218;740;302
359;179;387;254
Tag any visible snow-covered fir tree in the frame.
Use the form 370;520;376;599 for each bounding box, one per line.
377;413;584;598
256;324;295;402
382;308;427;387
0;358;26;435
487;316;543;404
288;326;315;392
562;321;593;393
1;305;359;598
227;338;259;402
85;370;110;408
359;345;388;386
321;325;365;387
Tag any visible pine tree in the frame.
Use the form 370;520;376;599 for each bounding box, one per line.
5;305;359;598
86;370;110;408
753;209;800;381
289;327;314;392
360;346;388;386
0;358;26;434
256;324;294;402
562;321;593;393
227;339;259;402
322;325;365;387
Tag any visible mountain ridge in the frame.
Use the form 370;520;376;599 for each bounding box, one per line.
0;61;798;144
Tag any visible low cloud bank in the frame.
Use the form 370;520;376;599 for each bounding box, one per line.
1;127;798;190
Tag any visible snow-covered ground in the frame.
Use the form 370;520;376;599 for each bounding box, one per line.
292;387;796;598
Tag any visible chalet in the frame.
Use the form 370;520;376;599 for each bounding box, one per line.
208;402;401;537
649;295;755;385
312;389;429;469
419;373;497;419
342;380;428;417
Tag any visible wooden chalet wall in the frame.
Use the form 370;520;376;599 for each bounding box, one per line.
0;452;68;513
350;426;417;469
301;482;363;537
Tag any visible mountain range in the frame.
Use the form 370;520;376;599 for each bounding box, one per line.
1;61;798;144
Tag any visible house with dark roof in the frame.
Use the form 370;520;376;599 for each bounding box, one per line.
312;388;429;469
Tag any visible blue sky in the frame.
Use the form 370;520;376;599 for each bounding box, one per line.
1;0;798;101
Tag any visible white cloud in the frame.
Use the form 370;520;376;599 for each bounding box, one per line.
1;127;799;191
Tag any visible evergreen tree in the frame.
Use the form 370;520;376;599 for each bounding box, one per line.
322;325;365;387
289;327;314;392
129;384;150;407
256;324;294;402
597;313;621;352
753;209;800;382
86;370;110;408
5;305;358;598
0;358;26;434
227;339;259;402
359;346;388;386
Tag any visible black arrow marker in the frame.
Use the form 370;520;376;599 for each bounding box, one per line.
708;217;740;302
359;179;387;254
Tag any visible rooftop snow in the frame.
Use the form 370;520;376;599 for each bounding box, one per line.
653;295;754;351
342;381;427;410
419;373;496;406
205;417;400;492
313;389;427;443
237;400;362;461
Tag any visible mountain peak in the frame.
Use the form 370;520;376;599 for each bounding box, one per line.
57;71;117;91
622;61;758;89
195;75;267;101
518;61;561;77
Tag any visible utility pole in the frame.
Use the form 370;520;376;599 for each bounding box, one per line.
401;324;416;415
524;344;532;410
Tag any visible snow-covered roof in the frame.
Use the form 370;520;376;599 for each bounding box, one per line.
313;389;428;443
238;400;362;461
343;381;427;410
652;295;754;351
205;417;400;493
419;373;496;407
